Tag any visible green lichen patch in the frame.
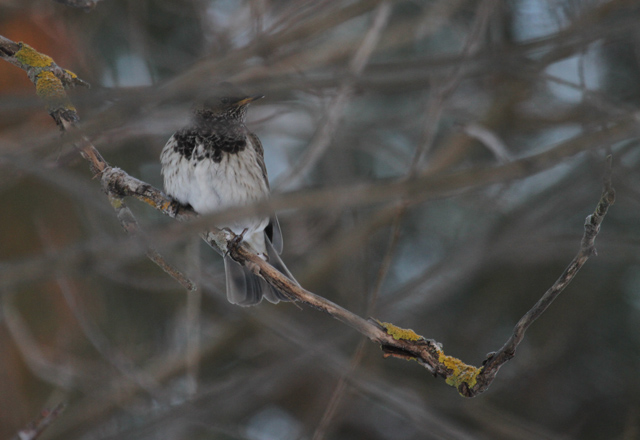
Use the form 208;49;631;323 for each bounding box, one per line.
377;320;423;342
15;43;54;68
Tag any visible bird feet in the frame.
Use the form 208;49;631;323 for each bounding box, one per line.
224;228;263;275
224;227;248;257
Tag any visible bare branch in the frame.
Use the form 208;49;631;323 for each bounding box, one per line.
51;0;103;11
0;34;195;291
11;403;67;440
472;156;616;396
460;122;512;163
276;2;393;189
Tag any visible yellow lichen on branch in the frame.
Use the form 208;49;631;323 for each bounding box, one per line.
437;349;482;391
377;320;424;342
64;68;79;79
14;42;55;68
8;41;88;126
35;71;77;113
376;319;481;393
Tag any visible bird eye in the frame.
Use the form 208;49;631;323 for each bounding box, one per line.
220;98;230;104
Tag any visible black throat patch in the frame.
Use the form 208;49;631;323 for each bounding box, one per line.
172;119;247;164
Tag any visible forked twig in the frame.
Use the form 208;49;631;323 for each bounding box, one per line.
474;155;615;395
216;155;615;397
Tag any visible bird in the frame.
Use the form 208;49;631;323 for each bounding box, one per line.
160;82;294;306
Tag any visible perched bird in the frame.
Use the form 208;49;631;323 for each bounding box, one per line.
160;82;293;306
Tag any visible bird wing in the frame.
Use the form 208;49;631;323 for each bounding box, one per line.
248;131;269;187
248;130;284;254
266;215;284;254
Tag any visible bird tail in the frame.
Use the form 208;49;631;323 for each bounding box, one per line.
224;237;297;306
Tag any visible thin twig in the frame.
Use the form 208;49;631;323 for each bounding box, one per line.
311;208;404;440
413;0;499;169
460;122;512;163
311;341;367;440
1;289;80;389
51;0;103;11
276;2;393;189
473;155;616;396
11;403;67;440
33;220;168;400
184;238;202;398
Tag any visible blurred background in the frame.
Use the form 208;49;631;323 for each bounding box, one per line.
1;0;640;439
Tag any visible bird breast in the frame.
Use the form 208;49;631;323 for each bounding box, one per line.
161;133;270;224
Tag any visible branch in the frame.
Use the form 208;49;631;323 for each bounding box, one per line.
0;34;195;291
197;155;614;397
101;167;194;221
276;2;392;189
51;0;103;11
0;36;88;127
472;155;616;396
11;403;66;440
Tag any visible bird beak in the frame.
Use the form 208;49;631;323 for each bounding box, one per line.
234;95;264;106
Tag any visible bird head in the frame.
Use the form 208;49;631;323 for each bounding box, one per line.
195;82;264;122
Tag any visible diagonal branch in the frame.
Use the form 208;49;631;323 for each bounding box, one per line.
276;2;393;189
51;0;103;11
10;403;67;440
0;34;195;291
472;155;616;396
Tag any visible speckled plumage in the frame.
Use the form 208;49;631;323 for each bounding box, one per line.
160;84;293;305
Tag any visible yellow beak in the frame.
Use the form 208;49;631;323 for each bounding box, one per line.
234;95;264;106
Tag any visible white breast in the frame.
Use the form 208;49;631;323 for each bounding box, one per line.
160;134;270;250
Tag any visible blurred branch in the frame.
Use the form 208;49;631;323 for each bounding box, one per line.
2;290;79;388
39;217;170;401
415;0;499;169
55;274;167;399
311;2;497;430
277;1;392;189
51;0;103;11
184;238;202;398
460;122;512;163
0;34;195;292
312;204;404;440
10;403;66;440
